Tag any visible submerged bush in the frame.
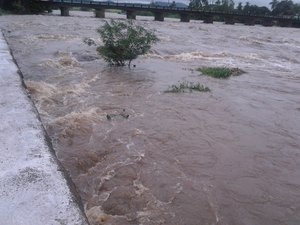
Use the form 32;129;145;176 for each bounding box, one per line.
198;67;245;79
93;19;158;67
165;81;210;93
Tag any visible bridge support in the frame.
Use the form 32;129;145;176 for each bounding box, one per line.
291;20;300;28
180;13;190;22
203;15;213;24
154;12;164;21
262;19;273;27
60;6;70;16
277;19;292;27
127;10;136;20
224;16;235;25
244;18;255;26
95;9;105;18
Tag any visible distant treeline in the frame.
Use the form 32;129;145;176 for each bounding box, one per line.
189;0;300;17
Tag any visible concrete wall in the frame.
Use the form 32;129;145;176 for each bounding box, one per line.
0;31;89;225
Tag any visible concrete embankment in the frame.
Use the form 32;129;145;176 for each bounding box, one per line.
0;31;89;225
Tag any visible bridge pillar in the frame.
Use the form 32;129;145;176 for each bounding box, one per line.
60;6;70;16
127;10;136;20
180;13;190;22
277;19;292;27
95;9;105;18
224;16;235;25
244;18;255;26
203;15;213;24
262;18;274;27
291;20;300;28
154;12;164;21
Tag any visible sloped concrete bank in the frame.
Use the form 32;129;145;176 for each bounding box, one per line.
0;31;89;225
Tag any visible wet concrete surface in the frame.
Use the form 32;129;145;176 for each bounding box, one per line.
0;31;89;225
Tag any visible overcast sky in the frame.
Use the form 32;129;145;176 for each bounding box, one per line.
186;0;300;7
130;0;300;7
116;0;300;8
235;0;300;7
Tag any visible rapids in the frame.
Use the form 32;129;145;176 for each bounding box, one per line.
1;11;300;225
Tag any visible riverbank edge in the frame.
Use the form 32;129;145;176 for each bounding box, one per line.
0;31;89;225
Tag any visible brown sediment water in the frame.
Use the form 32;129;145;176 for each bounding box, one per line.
1;11;300;225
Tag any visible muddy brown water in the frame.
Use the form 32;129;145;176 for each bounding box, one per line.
1;11;300;225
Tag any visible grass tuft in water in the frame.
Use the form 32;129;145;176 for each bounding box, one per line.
0;9;5;16
197;67;245;79
165;81;210;93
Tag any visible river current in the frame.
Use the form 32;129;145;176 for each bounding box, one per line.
1;11;300;225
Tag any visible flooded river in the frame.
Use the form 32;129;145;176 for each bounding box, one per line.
1;11;300;225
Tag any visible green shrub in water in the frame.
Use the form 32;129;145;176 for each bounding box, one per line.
165;81;210;93
93;19;158;67
198;67;245;79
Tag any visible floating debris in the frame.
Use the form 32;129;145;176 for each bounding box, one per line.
106;109;129;120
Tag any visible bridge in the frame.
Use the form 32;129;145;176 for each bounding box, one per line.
40;0;300;28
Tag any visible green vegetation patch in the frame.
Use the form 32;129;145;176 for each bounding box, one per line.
197;67;245;79
84;19;158;67
165;81;210;93
0;8;9;15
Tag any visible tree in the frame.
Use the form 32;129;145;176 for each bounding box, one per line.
93;20;158;67
243;2;251;13
213;0;235;11
243;4;271;15
269;0;279;10
189;0;208;10
237;2;243;12
294;3;300;15
272;0;294;16
222;0;235;9
257;6;271;15
170;1;176;8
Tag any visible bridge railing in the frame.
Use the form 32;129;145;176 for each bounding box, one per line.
45;0;300;21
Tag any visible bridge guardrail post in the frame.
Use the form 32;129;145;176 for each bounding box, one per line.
180;13;190;22
60;6;70;16
203;14;213;24
95;9;105;18
154;12;164;21
127;10;137;20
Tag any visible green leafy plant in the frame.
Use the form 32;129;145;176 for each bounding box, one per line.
197;67;245;79
93;19;158;67
165;81;210;93
1;0;47;14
